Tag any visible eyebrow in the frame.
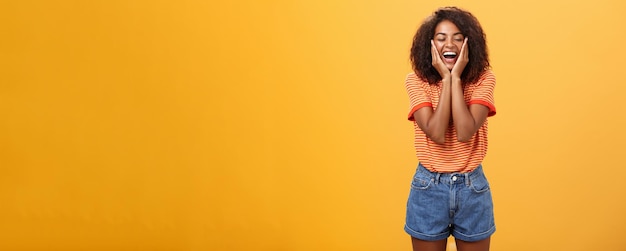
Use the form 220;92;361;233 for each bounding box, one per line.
435;32;464;36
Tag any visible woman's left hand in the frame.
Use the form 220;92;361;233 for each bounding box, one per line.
451;38;469;80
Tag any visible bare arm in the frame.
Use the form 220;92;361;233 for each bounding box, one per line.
413;78;451;144
449;38;489;142
451;78;490;142
412;40;454;144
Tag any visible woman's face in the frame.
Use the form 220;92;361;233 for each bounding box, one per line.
433;20;465;70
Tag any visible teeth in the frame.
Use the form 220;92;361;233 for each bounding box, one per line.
443;52;457;57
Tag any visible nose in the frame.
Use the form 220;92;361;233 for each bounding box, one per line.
444;38;455;48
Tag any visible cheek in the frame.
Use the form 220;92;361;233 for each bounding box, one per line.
434;42;445;52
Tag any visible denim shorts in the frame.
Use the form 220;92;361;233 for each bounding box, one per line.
404;163;495;242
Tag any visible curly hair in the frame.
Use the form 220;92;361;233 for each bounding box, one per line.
410;7;490;85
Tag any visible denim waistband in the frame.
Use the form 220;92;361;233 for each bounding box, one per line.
417;163;483;186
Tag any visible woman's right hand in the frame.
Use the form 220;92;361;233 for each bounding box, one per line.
431;40;450;79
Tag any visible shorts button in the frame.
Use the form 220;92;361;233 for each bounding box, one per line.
452;176;457;181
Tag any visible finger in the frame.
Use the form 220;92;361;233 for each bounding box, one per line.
431;40;444;65
462;37;469;59
431;40;441;68
459;38;466;56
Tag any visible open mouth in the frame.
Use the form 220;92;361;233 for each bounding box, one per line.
443;52;457;59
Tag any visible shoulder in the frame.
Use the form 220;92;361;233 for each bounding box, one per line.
467;69;495;88
405;72;421;82
477;69;496;84
405;72;430;87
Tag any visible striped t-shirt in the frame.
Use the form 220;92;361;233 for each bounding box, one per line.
405;70;496;173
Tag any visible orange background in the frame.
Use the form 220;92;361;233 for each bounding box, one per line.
1;0;625;250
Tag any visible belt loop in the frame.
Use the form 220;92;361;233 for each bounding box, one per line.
434;173;441;185
464;172;470;186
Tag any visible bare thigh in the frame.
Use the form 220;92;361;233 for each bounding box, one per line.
455;237;490;251
411;237;447;251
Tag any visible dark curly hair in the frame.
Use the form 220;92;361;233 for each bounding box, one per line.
410;7;490;85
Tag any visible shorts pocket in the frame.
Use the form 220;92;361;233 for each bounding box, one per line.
469;173;490;193
411;172;433;190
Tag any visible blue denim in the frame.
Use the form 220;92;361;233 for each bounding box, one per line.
404;163;495;242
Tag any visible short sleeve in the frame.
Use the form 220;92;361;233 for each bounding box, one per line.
469;70;496;117
405;73;432;121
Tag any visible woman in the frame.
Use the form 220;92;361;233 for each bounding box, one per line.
404;7;496;251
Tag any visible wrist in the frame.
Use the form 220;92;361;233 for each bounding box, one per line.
451;76;462;85
441;76;452;85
